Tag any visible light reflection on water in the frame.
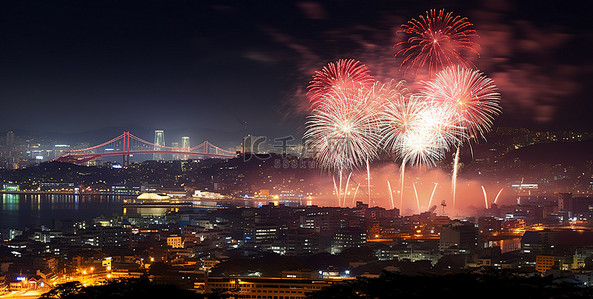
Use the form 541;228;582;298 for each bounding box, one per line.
0;193;135;228
0;193;333;229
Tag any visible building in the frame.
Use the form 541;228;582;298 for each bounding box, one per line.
572;197;593;220
181;136;190;160
330;227;367;254
522;229;593;254
283;229;321;256
80;227;132;248
171;142;180;160
201;277;344;298
153;130;165;160
254;224;278;251
167;234;183;248
6;130;14;147
535;255;560;273
438;221;478;252
478;216;503;233
53;144;71;159
182;225;202;245
558;193;573;213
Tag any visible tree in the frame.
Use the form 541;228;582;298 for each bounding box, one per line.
40;281;83;298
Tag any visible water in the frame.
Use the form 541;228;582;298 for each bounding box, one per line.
0;193;135;228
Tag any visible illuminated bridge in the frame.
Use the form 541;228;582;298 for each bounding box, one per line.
54;131;236;165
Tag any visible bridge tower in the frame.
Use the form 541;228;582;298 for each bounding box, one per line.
181;136;190;160
123;131;130;167
153;130;165;160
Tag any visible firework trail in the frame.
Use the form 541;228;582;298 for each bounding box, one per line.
494;188;503;204
387;180;395;209
366;159;372;206
451;147;460;212
343;172;352;207
339;171;343;203
400;161;406;212
307;59;375;110
352;183;361;205
427;182;438;211
481;185;489;209
413;182;421;213
332;176;339;206
396;9;479;75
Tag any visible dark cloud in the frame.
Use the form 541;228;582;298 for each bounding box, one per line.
472;7;583;126
297;1;327;20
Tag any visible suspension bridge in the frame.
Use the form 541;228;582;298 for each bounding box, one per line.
53;131;236;165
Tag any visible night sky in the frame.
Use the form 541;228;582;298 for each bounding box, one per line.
0;0;592;142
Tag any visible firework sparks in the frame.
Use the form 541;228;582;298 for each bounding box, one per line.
381;94;463;167
307;59;375;110
396;9;479;75
421;65;502;140
379;82;462;214
304;84;383;172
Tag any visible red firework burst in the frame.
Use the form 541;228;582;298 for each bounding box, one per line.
420;65;501;139
396;9;479;75
306;59;375;109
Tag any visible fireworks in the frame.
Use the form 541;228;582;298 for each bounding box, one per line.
307;59;375;109
396;9;479;75
420;65;501;140
304;88;382;173
380;94;463;167
301;9;503;213
420;66;500;211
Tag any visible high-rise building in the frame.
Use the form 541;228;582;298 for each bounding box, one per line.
438;221;478;251
242;135;266;154
181;136;190;160
171;142;180;160
6;131;14;147
153;130;165;160
558;193;573;212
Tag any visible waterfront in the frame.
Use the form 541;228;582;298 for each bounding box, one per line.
0;192;316;228
0;193;134;228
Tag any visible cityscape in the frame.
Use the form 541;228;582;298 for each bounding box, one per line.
1;1;593;298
